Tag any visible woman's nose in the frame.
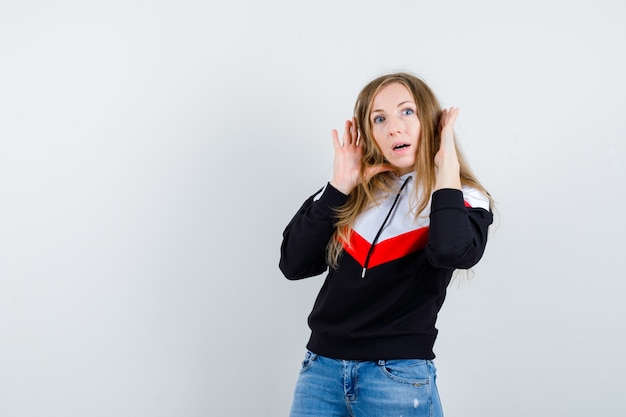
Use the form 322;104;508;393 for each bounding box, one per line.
388;117;402;135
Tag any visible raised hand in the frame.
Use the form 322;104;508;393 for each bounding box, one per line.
434;107;462;190
329;118;391;195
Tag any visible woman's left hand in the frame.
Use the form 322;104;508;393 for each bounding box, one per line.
434;107;462;190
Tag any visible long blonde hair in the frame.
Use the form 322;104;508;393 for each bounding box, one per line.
327;72;493;268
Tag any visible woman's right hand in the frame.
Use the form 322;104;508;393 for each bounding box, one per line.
329;118;391;195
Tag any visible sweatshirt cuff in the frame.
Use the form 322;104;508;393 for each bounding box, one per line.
430;188;465;212
315;182;350;214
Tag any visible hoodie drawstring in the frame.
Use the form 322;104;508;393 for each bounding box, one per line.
361;176;412;278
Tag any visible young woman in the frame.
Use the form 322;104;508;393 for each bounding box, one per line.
279;72;494;417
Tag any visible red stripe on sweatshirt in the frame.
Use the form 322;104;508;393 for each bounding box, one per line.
342;227;429;269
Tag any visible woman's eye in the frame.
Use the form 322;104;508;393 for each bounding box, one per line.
403;108;414;116
373;115;384;124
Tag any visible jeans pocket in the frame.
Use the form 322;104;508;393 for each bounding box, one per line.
299;350;318;373
377;359;431;387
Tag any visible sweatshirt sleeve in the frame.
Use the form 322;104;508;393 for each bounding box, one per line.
426;188;493;270
279;183;350;280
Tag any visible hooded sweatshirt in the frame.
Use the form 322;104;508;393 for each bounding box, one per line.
279;173;493;360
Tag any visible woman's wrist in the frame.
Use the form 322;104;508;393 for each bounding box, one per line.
329;178;353;195
434;162;461;190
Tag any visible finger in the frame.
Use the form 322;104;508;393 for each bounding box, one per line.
332;129;342;149
440;107;459;132
444;107;459;130
342;120;353;146
353;117;361;146
350;117;358;145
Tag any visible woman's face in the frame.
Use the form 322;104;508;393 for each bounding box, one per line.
370;83;421;175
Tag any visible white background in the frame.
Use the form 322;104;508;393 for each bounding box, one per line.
1;1;624;416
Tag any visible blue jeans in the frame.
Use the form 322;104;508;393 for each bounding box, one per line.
289;351;443;417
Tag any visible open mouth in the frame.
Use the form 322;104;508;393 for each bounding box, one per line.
393;144;410;150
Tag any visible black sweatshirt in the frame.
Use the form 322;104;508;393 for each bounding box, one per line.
279;173;493;360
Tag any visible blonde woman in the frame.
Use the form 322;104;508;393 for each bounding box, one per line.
280;72;494;417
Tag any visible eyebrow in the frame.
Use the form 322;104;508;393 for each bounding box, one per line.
371;100;416;114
